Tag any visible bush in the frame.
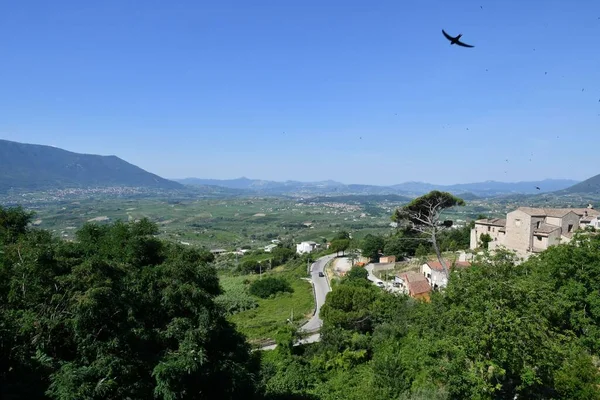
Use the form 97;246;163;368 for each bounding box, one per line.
215;286;258;315
249;277;294;299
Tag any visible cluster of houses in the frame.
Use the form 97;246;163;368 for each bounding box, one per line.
391;258;472;302
209;205;599;302
387;205;599;301
470;205;599;259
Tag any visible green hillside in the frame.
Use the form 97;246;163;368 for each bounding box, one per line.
0;139;182;193
561;173;600;194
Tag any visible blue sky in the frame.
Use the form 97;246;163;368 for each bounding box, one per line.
1;0;599;185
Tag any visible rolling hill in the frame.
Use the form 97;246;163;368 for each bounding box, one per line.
559;173;600;194
175;177;579;197
0;139;182;193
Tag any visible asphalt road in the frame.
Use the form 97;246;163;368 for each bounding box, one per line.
300;254;336;333
259;254;335;351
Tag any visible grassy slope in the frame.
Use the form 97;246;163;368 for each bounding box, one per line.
224;261;314;343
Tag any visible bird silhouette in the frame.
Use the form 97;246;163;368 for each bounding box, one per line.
442;30;475;48
536;187;541;190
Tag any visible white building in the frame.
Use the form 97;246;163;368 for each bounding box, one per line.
421;259;471;290
264;244;278;252
296;241;318;254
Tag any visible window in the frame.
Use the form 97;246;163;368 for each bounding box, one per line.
536;235;542;241
568;224;573;232
536;221;541;229
515;219;521;227
487;226;490;232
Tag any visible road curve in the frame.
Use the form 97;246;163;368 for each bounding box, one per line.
258;253;335;351
300;254;336;332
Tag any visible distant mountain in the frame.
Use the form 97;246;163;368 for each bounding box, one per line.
0;139;182;193
175;177;578;197
559;174;600;194
176;177;347;194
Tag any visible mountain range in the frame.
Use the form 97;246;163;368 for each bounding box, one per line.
0;139;182;193
0;139;595;197
175;177;580;197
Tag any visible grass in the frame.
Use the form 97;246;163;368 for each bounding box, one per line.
224;261;314;343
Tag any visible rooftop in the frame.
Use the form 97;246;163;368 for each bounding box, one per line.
399;270;428;283
409;280;432;295
425;259;471;271
475;218;506;227
516;207;595;218
533;223;561;235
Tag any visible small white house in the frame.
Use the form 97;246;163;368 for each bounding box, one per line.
296;241;318;254
264;244;279;253
421;259;471;290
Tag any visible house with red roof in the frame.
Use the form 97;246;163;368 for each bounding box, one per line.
395;270;432;301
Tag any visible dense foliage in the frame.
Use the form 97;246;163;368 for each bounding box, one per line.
0;207;259;400
261;235;600;399
249;277;294;299
4;203;600;399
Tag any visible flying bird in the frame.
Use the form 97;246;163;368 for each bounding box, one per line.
536;186;541;190
442;30;475;48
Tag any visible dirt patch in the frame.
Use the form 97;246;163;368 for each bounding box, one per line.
331;257;352;278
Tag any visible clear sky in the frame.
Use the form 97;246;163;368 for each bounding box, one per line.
1;0;599;185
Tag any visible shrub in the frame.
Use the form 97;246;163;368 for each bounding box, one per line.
215;286;258;315
249;277;293;299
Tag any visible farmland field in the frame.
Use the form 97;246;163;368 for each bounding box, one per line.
16;194;517;251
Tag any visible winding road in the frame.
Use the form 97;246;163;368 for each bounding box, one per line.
300;254;336;333
259;253;335;351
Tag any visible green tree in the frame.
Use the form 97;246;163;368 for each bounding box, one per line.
321;284;379;333
345;266;369;282
384;228;425;258
361;234;385;262
479;232;492;249
271;246;295;266
330;239;350;257
249;277;293;299
392;191;465;279
335;231;351;240
0;211;260;400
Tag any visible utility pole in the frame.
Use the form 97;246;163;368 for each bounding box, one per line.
259;263;262;279
307;258;310;275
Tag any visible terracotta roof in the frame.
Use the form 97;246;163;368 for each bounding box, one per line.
475;218;506;227
426;260;471;271
409;280;432;295
399;271;428;283
533;223;561;235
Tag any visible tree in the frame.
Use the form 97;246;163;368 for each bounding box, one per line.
345;266;368;282
0;212;260;399
384;228;425;259
335;231;351;240
271;247;295;265
392;191;465;279
249;277;293;299
347;248;360;266
361;234;385;262
479;233;492;249
330;239;350;257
